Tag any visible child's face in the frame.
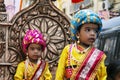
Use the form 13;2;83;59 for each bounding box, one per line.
77;23;99;46
27;43;42;61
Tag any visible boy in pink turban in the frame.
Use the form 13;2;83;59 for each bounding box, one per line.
14;29;52;80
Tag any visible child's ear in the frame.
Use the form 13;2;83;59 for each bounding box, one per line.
76;32;80;40
26;52;28;56
76;32;80;37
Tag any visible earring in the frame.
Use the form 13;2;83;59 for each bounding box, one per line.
26;53;28;60
76;36;80;44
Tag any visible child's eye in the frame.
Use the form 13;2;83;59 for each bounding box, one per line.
37;47;42;51
30;47;35;50
94;29;99;33
30;47;42;51
85;28;90;32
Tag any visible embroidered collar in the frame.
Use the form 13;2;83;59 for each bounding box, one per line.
74;43;91;54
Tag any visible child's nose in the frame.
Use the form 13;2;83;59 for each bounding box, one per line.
91;30;94;34
34;49;39;53
90;30;96;36
34;50;40;56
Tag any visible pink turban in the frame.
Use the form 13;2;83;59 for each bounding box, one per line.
22;29;46;53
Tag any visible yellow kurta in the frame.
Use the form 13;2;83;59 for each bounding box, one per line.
14;61;52;80
55;44;107;80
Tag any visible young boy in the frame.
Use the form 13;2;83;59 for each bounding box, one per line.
14;29;52;80
55;10;107;80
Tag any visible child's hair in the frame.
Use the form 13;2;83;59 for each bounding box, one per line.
22;29;46;53
107;60;120;80
70;9;102;40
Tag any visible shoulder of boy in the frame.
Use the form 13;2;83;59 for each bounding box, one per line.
17;61;25;67
64;44;72;49
95;48;106;57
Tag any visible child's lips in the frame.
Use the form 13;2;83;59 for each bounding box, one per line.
33;55;39;58
88;38;95;42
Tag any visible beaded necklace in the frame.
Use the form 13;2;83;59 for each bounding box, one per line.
24;58;41;79
67;43;91;76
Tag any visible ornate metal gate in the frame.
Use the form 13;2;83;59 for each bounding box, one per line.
0;0;71;80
